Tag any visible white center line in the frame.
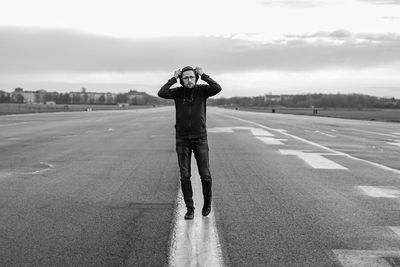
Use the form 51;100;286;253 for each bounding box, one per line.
168;157;224;267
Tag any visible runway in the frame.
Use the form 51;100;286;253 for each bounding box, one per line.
1;106;400;266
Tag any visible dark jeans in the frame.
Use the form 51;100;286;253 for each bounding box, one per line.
176;136;211;182
176;136;212;209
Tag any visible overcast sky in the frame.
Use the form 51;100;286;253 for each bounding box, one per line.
1;0;399;98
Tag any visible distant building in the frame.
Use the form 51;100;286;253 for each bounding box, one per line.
127;90;145;104
69;90;117;104
264;94;294;103
11;88;36;103
264;94;281;102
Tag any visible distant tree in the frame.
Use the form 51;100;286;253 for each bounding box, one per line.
16;94;24;103
98;94;105;104
116;93;127;103
0;91;10;103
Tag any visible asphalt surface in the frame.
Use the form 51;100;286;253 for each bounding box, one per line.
1;106;400;266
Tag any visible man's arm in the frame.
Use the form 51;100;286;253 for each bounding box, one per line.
201;74;222;97
158;77;178;99
158;69;182;99
195;67;222;97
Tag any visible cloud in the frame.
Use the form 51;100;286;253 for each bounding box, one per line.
284;29;400;42
382;16;400;20
359;0;400;5
260;0;330;8
1;26;400;75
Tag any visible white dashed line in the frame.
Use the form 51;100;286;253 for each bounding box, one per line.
358;186;400;198
209;126;285;145
256;137;285;145
280;150;347;169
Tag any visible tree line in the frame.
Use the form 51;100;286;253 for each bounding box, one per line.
1;89;399;109
0;89;170;105
208;93;400;109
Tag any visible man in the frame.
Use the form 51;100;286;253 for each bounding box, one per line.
158;66;222;220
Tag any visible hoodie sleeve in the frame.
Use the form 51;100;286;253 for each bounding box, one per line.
201;74;222;97
158;77;179;99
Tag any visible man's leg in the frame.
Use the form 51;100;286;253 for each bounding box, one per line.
193;137;212;216
176;139;194;219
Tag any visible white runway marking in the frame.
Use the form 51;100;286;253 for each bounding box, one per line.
208;127;235;133
387;141;400;147
333;249;400;267
348;128;399;138
31;162;54;174
389;226;400;237
0;122;30;127
0;172;12;179
209;126;285;145
314;130;335;137
280;150;347;169
168;158;224;267
218;113;400;175
256;137;285;145
358;186;400;198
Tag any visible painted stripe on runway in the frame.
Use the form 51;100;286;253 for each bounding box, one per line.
314;130;336;138
256;137;285;145
333;249;400;267
387;141;400;147
209;126;285;145
218;113;400;175
0;122;30;127
280;150;347;169
389;226;400;237
168;158;224;267
208;127;235;133
347;128;399;138
358;186;400;198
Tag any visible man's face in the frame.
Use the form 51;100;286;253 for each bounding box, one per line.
181;70;196;89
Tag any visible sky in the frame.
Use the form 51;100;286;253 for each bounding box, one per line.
0;0;400;98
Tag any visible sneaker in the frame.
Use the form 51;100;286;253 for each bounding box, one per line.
184;208;194;220
202;204;211;216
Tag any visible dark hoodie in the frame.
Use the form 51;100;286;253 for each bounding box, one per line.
158;73;222;139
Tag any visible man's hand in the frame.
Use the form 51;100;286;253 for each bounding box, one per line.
195;67;204;76
173;69;181;79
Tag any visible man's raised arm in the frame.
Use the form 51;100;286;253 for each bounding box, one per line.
195;67;222;97
158;69;181;99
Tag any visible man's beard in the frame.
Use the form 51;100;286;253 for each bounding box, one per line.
185;83;195;88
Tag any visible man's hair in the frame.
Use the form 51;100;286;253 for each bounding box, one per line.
179;66;199;86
